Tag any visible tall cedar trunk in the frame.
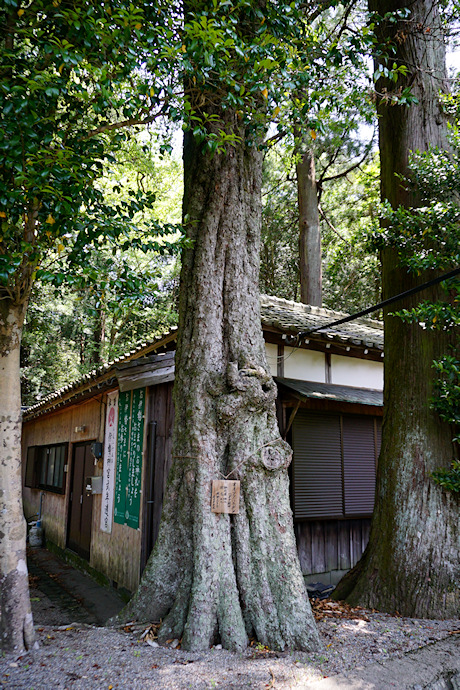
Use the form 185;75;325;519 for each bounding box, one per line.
91;306;106;367
118;111;321;652
333;0;460;617
297;149;322;306
0;298;36;651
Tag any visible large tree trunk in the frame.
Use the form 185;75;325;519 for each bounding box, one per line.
119;111;320;652
334;0;459;617
297;148;322;306
0;299;36;652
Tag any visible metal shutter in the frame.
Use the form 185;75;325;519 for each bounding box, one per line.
292;411;343;519
375;418;382;461
342;416;376;516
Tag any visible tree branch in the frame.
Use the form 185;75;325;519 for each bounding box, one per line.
326;0;357;45
318;204;352;245
264;130;286;147
301;0;344;24
320;132;376;184
83;112;164;140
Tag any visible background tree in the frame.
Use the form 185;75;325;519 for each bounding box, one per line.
21;135;183;404
321;154;382;311
260;2;376;307
334;0;460;617
260;147;302;299
0;0;179;652
260;144;381;312
20;249;179;405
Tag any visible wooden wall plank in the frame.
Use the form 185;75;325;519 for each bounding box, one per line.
338;520;351;571
361;519;371;552
325;521;339;572
350;519;362;569
294;518;371;576
143;381;175;564
310;521;326;574
294;522;312;574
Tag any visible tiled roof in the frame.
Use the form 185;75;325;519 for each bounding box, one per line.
260;295;384;350
24;296;383;419
23;328;178;420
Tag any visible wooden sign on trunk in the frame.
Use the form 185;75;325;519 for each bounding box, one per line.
211;480;240;514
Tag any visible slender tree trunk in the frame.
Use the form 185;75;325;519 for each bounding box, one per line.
0;298;36;652
91;305;106;367
118;110;321;652
334;0;459;618
297;148;322;306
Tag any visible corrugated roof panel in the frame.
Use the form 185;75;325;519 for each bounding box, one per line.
276;378;383;407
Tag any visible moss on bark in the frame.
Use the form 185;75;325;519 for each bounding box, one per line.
116;99;320;652
334;0;460;618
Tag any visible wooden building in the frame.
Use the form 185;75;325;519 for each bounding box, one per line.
22;295;383;592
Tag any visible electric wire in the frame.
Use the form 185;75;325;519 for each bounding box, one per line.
297;266;460;340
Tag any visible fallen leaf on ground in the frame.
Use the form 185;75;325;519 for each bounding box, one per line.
311;598;370;622
140;624;160;642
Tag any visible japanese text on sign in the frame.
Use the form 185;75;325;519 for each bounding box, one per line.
100;391;119;533
113;388;145;529
211;480;240;514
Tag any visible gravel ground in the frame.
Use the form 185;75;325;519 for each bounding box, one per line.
1;579;459;689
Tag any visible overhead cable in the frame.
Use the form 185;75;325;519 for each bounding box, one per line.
297;266;460;340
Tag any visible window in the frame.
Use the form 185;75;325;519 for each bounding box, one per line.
292;411;381;520
25;444;68;494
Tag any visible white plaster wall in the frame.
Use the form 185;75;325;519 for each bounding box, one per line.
265;343;279;377
331;354;383;390
284;347;326;382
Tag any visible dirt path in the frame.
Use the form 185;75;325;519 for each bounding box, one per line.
0;548;458;689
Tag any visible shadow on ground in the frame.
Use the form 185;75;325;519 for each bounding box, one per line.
27;547;125;626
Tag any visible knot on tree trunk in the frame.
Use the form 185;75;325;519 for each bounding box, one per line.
260;438;293;471
225;437;293;480
227;361;272;389
217;362;277;422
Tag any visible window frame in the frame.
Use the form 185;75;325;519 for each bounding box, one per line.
25;443;68;494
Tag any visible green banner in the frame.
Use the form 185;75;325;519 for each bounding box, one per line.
114;391;131;525
113;388;145;529
126;388;145;529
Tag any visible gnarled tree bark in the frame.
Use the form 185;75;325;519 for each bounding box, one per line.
334;0;459;617
118;102;321;651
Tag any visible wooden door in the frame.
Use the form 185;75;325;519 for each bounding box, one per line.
67;442;95;560
140;382;175;573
